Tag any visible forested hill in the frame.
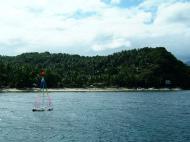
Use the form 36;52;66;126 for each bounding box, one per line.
0;47;190;89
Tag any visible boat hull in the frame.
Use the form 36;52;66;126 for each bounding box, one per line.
32;108;53;112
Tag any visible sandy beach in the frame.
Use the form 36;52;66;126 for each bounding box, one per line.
0;87;182;92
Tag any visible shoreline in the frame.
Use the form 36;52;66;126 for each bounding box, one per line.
0;87;183;93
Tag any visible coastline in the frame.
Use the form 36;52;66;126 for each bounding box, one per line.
0;87;182;93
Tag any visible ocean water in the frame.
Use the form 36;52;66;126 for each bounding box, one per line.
0;91;190;142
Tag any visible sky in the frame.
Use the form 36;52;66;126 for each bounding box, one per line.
0;0;190;61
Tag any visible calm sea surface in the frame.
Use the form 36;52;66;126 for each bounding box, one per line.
0;91;190;142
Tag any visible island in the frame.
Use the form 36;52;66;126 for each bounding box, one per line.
0;47;190;90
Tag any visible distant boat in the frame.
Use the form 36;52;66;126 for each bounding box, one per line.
33;88;53;112
33;70;53;112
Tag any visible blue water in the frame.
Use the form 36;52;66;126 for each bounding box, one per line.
0;91;190;142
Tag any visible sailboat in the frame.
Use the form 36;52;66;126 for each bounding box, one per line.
32;70;53;112
32;88;53;112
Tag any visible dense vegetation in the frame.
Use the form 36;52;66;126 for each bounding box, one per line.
0;47;190;89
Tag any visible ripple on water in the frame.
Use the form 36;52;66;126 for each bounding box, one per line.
0;91;190;142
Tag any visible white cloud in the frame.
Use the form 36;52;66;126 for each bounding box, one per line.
0;0;189;61
110;0;121;4
154;2;190;26
92;35;131;51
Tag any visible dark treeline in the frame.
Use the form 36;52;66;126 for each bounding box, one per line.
0;47;190;89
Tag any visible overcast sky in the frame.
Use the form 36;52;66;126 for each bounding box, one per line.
0;0;189;61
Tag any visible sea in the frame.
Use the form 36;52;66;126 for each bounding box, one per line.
0;91;190;142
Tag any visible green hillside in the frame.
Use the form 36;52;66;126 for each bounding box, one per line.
0;47;190;89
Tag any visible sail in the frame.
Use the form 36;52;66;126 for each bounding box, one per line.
33;72;53;111
33;90;53;111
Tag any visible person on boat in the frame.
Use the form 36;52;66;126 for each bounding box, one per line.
40;69;47;89
32;69;53;111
